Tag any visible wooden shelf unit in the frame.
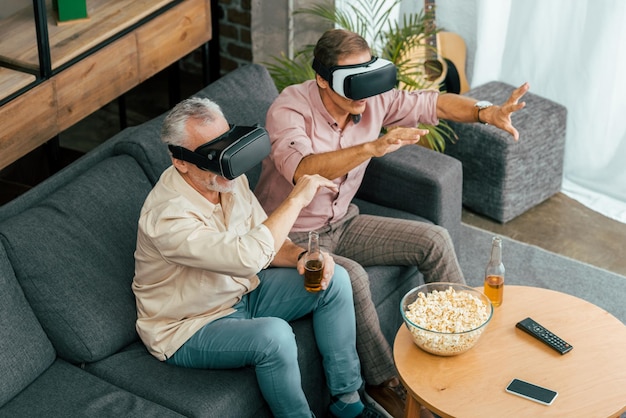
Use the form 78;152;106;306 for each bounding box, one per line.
0;67;36;98
0;0;212;171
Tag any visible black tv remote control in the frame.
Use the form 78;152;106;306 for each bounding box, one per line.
515;317;573;354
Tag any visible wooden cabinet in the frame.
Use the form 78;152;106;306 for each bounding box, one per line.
0;0;212;170
0;68;36;98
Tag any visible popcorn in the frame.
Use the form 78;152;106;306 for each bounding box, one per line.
404;286;491;356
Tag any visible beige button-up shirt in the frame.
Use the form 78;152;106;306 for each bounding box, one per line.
132;166;275;361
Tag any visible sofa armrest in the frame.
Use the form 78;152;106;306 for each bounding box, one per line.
355;145;463;249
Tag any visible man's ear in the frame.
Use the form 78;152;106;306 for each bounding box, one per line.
172;157;189;173
315;73;329;90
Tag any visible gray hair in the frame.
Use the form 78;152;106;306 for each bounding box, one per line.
161;97;225;148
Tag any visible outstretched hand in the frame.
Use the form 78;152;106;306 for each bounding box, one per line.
488;82;530;140
289;174;338;209
370;127;430;158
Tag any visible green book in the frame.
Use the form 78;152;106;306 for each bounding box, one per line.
53;0;88;22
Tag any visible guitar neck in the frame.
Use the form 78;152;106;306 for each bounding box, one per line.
424;0;438;58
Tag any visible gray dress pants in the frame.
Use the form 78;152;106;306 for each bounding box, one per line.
290;204;465;385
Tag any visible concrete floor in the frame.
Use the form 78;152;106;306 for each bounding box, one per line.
3;68;626;277
462;192;626;277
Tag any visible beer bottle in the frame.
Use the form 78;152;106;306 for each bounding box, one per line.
484;236;505;306
303;231;324;293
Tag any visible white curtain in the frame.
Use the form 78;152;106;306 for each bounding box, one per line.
340;0;626;223
470;0;626;223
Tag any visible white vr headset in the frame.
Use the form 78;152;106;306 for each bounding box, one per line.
312;56;397;100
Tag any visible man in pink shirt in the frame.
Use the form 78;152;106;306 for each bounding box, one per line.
255;29;529;418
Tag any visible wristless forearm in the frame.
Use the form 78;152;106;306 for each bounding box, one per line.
436;93;480;123
294;144;372;182
263;197;304;251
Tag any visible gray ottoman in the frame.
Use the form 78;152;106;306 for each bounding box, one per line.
444;81;567;223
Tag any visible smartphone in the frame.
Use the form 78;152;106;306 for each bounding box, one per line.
505;378;558;405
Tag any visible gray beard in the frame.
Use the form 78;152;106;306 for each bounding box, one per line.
204;176;235;193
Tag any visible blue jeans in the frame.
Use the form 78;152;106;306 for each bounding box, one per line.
166;265;361;418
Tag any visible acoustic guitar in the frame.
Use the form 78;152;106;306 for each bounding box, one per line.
403;0;470;94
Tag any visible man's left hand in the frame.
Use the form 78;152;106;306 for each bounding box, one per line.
482;82;530;141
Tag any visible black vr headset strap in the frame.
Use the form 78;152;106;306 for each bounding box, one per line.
312;58;332;82
168;144;213;170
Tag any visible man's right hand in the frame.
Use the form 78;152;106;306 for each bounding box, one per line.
263;174;337;255
369;126;429;157
288;174;338;209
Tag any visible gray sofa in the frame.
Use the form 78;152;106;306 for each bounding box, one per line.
0;64;462;417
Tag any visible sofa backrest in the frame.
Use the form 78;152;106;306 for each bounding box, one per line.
0;244;56;407
0;154;153;364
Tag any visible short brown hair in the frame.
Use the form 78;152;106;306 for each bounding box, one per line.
313;29;371;68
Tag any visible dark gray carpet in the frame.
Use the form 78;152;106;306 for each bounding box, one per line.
458;223;626;325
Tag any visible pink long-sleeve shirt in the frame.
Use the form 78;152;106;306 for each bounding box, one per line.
254;80;440;231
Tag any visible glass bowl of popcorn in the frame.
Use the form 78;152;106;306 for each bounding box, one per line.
401;283;494;356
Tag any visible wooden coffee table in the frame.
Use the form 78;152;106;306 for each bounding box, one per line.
394;285;626;417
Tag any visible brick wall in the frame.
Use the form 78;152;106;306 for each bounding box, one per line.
182;0;251;75
183;0;331;78
217;0;253;72
182;0;253;76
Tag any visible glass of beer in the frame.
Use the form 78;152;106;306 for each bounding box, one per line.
304;231;324;292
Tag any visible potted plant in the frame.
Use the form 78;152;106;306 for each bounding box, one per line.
264;0;456;151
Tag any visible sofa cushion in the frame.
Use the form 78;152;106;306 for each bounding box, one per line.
86;342;270;418
365;265;421;345
84;319;327;418
0;155;152;363
113;122;172;185
0;245;56;408
0;358;184;417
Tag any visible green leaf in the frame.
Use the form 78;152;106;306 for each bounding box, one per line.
263;52;316;92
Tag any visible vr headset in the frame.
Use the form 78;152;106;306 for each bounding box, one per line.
168;125;270;180
312;56;397;100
